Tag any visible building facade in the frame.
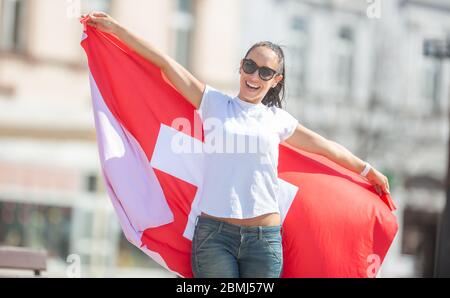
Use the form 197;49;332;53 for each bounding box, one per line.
0;0;448;277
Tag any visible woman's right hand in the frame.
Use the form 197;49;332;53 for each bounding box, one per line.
81;11;120;34
80;11;205;109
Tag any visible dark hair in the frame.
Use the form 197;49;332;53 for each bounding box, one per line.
244;41;286;108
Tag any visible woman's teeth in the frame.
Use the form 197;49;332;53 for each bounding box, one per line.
246;81;260;90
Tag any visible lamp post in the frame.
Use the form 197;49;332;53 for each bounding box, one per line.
423;37;450;277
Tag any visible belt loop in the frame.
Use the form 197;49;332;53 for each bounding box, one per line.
218;222;223;234
258;226;263;240
195;215;199;226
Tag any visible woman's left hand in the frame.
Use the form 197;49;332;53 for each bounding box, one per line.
365;167;390;196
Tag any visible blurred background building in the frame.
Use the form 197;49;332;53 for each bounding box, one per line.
0;0;448;277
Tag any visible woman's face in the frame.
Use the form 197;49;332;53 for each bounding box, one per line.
238;46;283;103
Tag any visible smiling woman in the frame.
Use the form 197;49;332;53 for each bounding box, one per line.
238;42;286;108
81;11;393;278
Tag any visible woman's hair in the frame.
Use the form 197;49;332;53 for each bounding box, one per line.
244;41;286;108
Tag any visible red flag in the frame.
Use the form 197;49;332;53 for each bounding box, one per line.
80;18;398;278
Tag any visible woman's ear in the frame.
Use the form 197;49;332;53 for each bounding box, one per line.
272;74;283;88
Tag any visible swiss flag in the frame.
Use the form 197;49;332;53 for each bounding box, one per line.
80;18;398;278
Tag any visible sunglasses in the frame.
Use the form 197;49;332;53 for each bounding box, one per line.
241;58;280;81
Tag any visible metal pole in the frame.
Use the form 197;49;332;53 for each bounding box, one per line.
434;67;450;278
423;38;450;277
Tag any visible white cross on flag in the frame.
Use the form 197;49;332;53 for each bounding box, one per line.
80;18;398;278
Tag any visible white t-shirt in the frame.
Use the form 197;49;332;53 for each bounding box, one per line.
197;85;299;219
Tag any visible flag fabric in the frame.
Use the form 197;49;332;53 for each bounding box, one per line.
80;19;398;278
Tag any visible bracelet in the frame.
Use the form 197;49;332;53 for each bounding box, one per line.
360;162;372;177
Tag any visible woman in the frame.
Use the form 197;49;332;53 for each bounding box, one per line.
83;12;391;278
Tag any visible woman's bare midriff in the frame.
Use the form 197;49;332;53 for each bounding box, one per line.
200;212;281;227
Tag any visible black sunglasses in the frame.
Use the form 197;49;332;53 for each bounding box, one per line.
241;58;280;81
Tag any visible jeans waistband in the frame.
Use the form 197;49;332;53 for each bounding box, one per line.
196;215;282;236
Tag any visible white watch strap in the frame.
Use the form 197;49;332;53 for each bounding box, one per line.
360;162;371;177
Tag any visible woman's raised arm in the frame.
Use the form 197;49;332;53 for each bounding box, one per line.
84;12;205;109
285;123;390;196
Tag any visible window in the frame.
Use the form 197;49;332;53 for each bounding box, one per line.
0;201;72;261
287;17;309;97
86;173;98;193
334;26;355;96
0;0;27;52
173;0;194;68
422;57;442;113
177;0;191;13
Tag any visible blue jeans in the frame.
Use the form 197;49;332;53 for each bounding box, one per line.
191;215;283;278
